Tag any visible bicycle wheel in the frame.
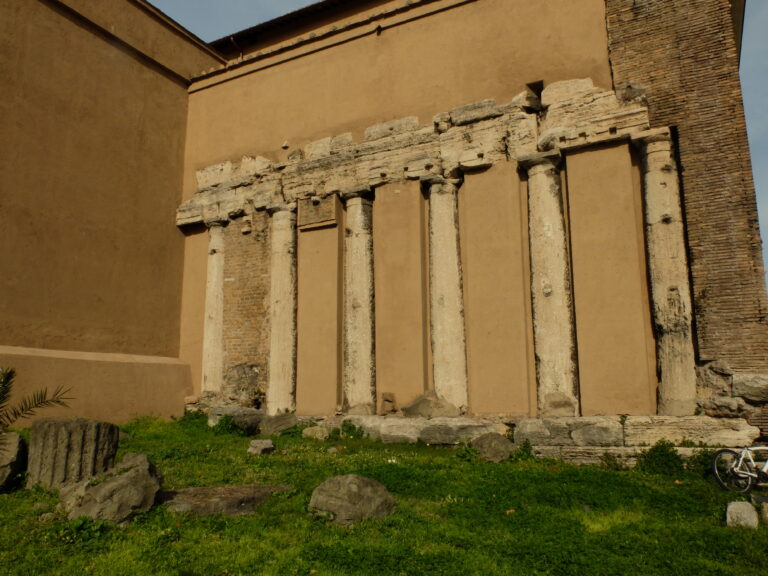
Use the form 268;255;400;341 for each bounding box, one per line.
712;449;753;492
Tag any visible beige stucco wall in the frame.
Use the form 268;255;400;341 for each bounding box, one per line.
0;0;217;419
183;0;611;196
460;164;534;417
180;0;613;400
295;200;344;415
373;181;431;410
566;144;657;415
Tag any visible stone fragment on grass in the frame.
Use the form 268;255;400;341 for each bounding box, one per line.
59;454;160;524
207;407;263;434
27;418;119;489
402;391;460;418
247;439;275;455
309;474;395;525
726;501;759;529
471;433;514;463
260;413;299;435
302;426;330;441
163;484;289;516
0;433;27;492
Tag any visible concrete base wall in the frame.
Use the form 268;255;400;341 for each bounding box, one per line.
0;346;192;424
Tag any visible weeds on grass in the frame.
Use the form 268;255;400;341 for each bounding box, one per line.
509;439;535;462
635;439;684;477
328;420;366;441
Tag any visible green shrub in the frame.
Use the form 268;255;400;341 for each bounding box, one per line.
684;447;716;478
509;439;536;462
635;439;684;477
210;414;246;436
600;452;627;471
455;440;478;462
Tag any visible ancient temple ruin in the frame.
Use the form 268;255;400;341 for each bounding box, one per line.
2;0;766;439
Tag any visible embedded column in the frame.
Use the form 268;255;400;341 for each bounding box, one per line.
520;152;579;417
266;204;298;415
424;176;468;410
635;129;697;416
202;218;226;394
341;190;376;414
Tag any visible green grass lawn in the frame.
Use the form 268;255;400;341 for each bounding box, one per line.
1;414;765;576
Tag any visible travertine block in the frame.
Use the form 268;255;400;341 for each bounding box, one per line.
624;416;759;447
27;419;119;489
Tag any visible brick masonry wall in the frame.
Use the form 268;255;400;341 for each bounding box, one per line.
221;211;271;404
606;0;768;371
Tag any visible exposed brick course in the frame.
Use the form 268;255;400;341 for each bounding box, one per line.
222;212;271;402
606;0;768;371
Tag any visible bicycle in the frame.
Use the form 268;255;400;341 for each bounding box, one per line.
712;446;768;493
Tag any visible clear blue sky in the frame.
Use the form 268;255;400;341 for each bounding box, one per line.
151;0;768;273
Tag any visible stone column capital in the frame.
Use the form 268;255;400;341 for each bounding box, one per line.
339;186;373;203
266;202;297;216
518;150;562;175
421;174;462;195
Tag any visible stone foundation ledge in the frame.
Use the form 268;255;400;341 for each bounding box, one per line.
531;446;700;467
301;415;760;452
308;415;509;445
514;415;760;448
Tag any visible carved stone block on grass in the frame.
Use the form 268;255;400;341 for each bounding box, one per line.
207;407;264;435
309;474;395;525
163;485;290;517
247;439;275;455
260;413;299;436
27;419;119;489
471;433;514;463
59;454;160;524
624;416;759;447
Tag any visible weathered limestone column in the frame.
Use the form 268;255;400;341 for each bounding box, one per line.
202;217;226;394
635;129;697;416
266;204;298;414
341;189;376;414
423;175;468;410
520;152;579;417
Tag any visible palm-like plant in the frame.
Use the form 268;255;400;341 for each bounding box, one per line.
0;367;72;434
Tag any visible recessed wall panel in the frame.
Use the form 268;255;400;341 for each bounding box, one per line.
566;144;657;415
373;182;429;409
460;164;532;416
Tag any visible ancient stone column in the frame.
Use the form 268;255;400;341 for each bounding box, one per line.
520;152;579;417
266;205;298;415
635;129;697;416
202;218;226;394
341;190;376;414
423;176;468;410
26;419;119;489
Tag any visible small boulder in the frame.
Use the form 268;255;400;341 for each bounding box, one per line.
726;501;759;529
402;391;460;418
247;439;275;455
260;413;299;436
59;453;160;524
302;426;330;441
163;484;289;517
207;407;263;434
309;474;395;525
471;433;514;463
0;433;27;492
